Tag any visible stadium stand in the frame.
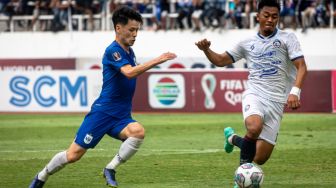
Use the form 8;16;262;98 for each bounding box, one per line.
0;0;335;32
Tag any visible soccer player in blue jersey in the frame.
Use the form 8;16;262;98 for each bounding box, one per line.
29;6;176;188
196;0;307;187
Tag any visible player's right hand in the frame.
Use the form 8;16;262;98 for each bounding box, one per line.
195;39;211;51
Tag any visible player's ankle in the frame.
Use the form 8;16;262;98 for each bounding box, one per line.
228;134;236;145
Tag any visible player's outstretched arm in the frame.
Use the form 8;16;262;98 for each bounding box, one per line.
120;52;177;79
286;57;308;110
195;39;233;67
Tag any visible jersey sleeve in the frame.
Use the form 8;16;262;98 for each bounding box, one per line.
104;47;130;70
286;33;304;61
226;40;245;63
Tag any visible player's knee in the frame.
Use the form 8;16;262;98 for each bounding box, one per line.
245;118;263;138
66;151;83;163
247;128;262;138
246;125;262;138
134;126;145;139
128;124;145;139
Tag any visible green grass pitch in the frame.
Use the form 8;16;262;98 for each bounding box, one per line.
0;113;335;188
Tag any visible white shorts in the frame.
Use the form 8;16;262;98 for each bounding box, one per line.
242;91;285;145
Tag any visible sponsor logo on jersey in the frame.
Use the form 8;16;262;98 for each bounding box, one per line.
257;50;276;58
271;60;282;65
260;68;278;78
112;52;122;61
84;134;93;144
273;39;281;48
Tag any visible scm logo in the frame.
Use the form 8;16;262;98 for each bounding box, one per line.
10;76;88;107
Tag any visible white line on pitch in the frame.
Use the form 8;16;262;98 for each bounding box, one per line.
0;148;226;161
0;148;223;153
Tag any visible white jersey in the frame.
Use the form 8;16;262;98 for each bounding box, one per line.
227;29;304;103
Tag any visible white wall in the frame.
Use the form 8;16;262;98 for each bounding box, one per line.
0;29;335;70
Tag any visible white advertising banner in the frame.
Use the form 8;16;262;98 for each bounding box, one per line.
76;57;246;70
0;71;102;112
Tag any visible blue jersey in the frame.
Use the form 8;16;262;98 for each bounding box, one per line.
91;41;137;118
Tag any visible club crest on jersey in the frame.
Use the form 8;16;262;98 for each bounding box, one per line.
112;52;122;61
250;44;255;51
273;39;281;48
244;104;250;112
84;134;93;144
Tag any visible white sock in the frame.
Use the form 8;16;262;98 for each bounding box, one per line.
106;137;143;170
37;151;68;181
228;134;236;145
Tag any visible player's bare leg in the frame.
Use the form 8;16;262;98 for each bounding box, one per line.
254;140;274;165
226;115;263;188
230;115;263;165
104;122;145;187
29;143;86;188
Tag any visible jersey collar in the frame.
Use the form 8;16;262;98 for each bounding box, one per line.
112;40;135;62
257;28;278;39
113;40;131;54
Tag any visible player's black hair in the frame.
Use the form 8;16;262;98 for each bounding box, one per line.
112;6;143;29
257;0;280;12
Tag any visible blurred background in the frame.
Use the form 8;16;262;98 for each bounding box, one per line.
0;0;335;113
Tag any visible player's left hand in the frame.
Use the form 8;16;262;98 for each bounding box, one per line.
286;94;301;110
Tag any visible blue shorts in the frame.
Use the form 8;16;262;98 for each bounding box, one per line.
74;111;136;149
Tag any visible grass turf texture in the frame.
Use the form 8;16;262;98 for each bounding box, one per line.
0;113;335;188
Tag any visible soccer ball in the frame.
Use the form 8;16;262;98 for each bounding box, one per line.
234;163;264;188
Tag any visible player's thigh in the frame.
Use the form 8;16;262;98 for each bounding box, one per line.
254;139;274;165
259;99;284;145
253;100;282;166
242;93;265;122
242;93;265;137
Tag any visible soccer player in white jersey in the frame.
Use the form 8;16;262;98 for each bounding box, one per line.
196;0;307;187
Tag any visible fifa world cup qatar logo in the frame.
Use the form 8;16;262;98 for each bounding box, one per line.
201;74;216;109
